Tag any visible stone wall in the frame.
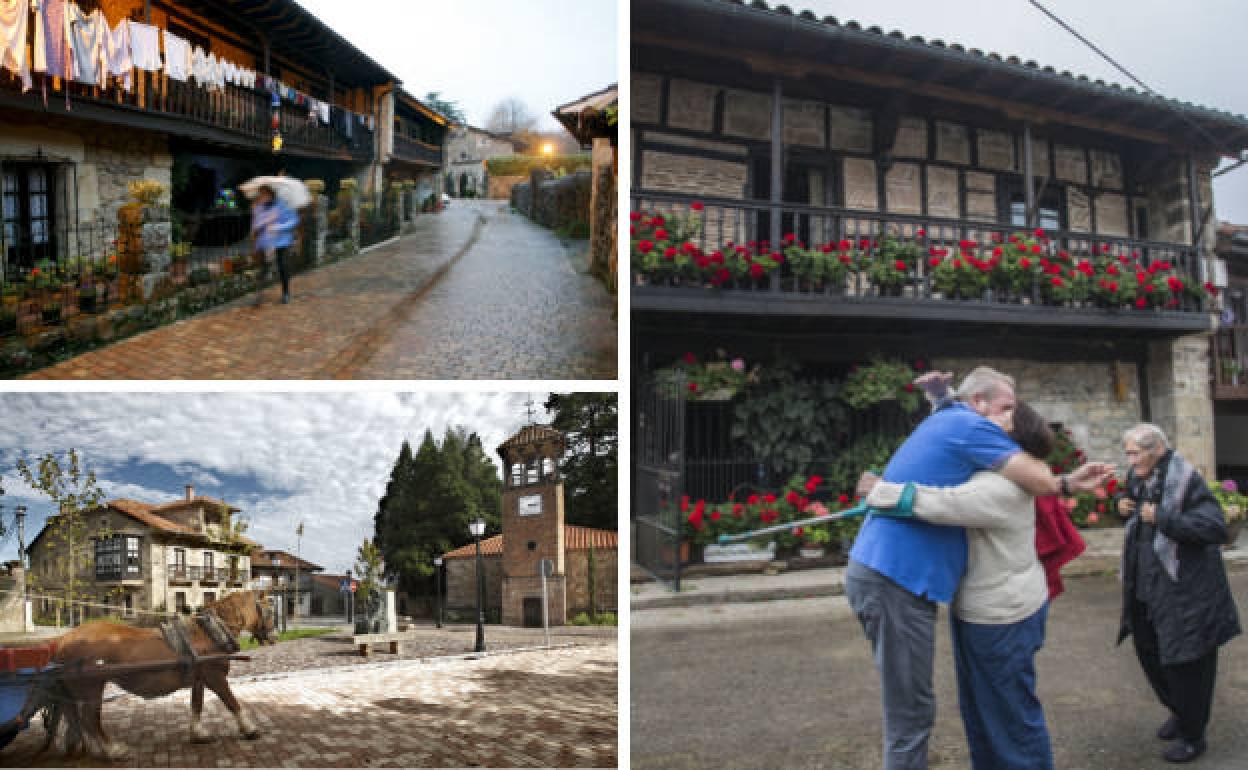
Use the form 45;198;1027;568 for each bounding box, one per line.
445;554;504;613
1148;334;1216;479
502;575;567;626
511;171;592;231
0;568;26;632
930;356;1143;468
566;547;618;615
489;174;526;200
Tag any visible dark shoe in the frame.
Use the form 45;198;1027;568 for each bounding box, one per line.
1158;716;1180;741
1162;738;1207;763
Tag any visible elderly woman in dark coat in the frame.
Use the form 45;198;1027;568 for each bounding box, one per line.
1115;423;1241;764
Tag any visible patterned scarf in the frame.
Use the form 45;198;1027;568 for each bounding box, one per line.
1123;451;1193;582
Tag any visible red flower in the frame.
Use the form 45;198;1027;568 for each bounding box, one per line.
905;383;915;392
638;240;654;254
710;510;721;521
839;254;853;264
1031;244;1043;254
859;238;872;250
691;201;704;211
794;527;805;538
711;251;725;265
783;232;796;243
654;228;669;241
1106;264;1119;276
771;251;784;264
804;476;822;494
694;500;705;516
749;263;765;279
916;228;926;238
786;490;801;506
1034;227;1046;238
1019;257;1032;269
629;212;641;222
1205;281;1219;296
652;216;666;227
663;246;677;259
1101;244;1112;254
763;493;777;504
1087;512;1100;524
953;259;963;269
732;503;745;518
894;260;907;271
682;352;697;364
747;494;760;505
839;239;852;251
1135;297;1147;308
680;496;690;513
687;509;704;529
993;246;1004;258
928;257;942;268
914;359;926;370
1107;478;1119;494
1051;276;1064;287
838;494;850;504
687;382;698;393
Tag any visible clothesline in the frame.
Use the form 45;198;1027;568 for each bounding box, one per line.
0;0;374;129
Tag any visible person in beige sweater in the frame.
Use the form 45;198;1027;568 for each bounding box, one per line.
865;401;1062;770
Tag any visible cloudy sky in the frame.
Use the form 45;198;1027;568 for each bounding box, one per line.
0;392;566;575
297;0;618;131
704;0;1248;222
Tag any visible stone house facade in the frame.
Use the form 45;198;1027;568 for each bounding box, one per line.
445;126;521;198
631;0;1248;491
249;548;322;616
27;485;256;621
0;0;449;279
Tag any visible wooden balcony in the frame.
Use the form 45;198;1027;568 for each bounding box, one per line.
392;135;443;167
1;70;373;163
631;192;1214;336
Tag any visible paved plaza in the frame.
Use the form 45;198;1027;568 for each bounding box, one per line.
25;201;616;380
2;633;617;768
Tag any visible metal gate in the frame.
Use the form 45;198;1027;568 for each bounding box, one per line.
633;376;687;591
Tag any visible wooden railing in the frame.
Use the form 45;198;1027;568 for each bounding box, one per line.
392;134;443;166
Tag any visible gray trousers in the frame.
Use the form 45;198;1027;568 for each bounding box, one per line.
845;559;938;770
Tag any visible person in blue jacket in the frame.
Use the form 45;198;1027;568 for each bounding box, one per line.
250;184;299;304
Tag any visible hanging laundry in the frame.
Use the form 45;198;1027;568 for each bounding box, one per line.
103;17;132;91
318;100;330;125
163;29;191;81
189;45;207;85
127;19;160;72
0;0;33;91
205;51;222;89
66;3;106;87
32;0;68;78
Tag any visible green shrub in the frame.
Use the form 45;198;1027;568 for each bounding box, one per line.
569;611;617;626
486;154;592;177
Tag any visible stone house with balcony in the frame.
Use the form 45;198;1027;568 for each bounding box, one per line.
631;0;1248;578
384;89;449;215
26;484;256;620
445;125;522;199
249;548;322;616
0;0;448;277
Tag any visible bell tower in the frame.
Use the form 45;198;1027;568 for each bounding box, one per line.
497;422;567;626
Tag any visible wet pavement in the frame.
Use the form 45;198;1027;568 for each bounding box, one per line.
2;641;617;768
25;201;616;380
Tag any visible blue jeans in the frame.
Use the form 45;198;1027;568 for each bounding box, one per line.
846;560;938;770
951;604;1053;770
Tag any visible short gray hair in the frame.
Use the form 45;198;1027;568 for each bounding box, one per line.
1123;423;1170;451
955;366;1016;402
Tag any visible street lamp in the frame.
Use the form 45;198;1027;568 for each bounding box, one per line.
432;557;443;629
14;505;26;570
468;517;486;653
271;556;285;633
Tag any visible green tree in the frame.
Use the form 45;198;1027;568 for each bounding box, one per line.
17;449;107;624
545;393;617;530
373;429;502;599
424;91;465;124
353;538;385;613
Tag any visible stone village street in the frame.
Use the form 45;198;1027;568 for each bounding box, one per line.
24;201;617;380
632;568;1248;770
2;625;617;768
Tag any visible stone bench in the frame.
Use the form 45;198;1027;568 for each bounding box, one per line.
351;631;413;657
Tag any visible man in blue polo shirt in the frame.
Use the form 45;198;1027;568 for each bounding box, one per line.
846;366;1112;770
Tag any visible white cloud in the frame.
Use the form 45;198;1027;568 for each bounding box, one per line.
0;393;559;573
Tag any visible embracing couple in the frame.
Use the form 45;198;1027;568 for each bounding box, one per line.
848;365;1241;769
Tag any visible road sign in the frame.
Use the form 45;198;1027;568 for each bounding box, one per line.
339;579;350;592
350;580;359;593
538;559;554;578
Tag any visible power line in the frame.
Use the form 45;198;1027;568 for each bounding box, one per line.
1027;0;1245;166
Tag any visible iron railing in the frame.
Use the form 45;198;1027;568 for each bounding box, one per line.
631;191;1210;316
634;375;687;590
167;565;248;583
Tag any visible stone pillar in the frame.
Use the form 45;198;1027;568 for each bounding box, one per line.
346;185;361;254
384;589;396;632
305;193;328;265
1147;333;1216;479
138;208;171;299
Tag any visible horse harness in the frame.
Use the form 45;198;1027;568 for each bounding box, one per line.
160;609;241;676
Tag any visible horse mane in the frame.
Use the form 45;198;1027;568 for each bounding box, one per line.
204;590;259;635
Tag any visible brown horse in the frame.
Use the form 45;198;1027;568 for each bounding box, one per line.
41;589;276;759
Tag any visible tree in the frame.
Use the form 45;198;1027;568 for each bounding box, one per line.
372;429;502;599
17;449;107;625
353;538;385;617
423;91;465;124
545;393;617;530
485;96;538;136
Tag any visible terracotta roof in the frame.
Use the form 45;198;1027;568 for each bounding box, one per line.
443;526;617;560
496;424;566;460
637;0;1248;152
109;499;199;536
152;496;240;514
250;549;324;572
310;573;350;589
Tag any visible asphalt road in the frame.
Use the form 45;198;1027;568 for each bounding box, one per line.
632;569;1248;770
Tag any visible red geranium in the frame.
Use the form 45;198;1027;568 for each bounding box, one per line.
691;201;704;211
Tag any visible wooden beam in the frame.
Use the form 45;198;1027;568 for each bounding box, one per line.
639;31;1178;146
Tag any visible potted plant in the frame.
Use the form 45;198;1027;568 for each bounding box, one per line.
1213;480;1247;545
867;234;920;297
839;357;925;413
655;350;759;401
1222;359;1243;387
796;522;832;559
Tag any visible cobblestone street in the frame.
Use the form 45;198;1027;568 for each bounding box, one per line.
25;201;616;380
2;637;617;768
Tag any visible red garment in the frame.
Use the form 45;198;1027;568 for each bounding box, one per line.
1034;495;1085;600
